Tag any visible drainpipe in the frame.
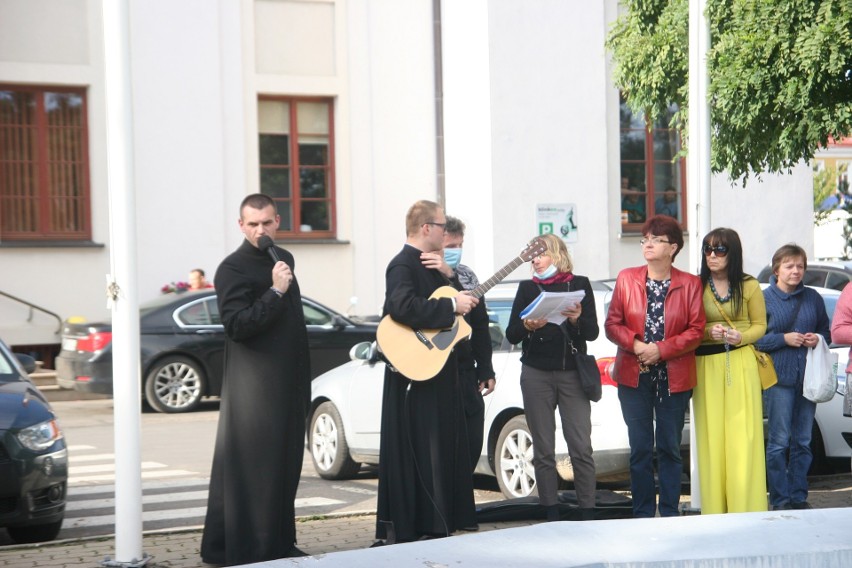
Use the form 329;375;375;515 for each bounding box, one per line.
433;0;446;207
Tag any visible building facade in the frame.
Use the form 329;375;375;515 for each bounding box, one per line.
0;0;813;357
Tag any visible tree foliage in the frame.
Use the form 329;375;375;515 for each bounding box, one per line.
812;162;838;225
606;0;852;184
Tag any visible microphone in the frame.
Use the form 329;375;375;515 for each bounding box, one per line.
257;235;280;263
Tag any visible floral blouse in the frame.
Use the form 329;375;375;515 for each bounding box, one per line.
642;277;671;397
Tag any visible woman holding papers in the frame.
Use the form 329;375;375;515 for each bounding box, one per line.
505;233;599;521
604;215;705;518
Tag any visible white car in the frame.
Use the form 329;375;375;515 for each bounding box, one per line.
309;281;628;499
810;287;852;471
309;282;852;501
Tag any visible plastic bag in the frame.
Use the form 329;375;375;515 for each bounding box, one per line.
804;336;838;403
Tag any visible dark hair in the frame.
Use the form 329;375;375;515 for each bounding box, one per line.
445;215;466;237
240;193;276;217
771;243;808;273
191;268;205;277
641;215;684;259
700;227;747;313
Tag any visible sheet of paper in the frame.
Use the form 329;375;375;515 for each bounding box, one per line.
519;290;586;325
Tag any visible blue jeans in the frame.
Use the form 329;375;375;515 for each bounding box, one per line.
764;383;816;508
618;377;691;518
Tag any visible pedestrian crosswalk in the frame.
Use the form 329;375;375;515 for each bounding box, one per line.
68;444;198;485
60;444;347;539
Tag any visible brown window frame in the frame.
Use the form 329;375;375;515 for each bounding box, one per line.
0;84;92;241
258;96;336;240
619;96;687;233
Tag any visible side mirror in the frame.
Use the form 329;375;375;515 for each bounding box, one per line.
331;314;348;329
15;353;37;374
349;341;375;361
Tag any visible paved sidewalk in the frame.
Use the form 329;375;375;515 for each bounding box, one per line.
0;474;849;568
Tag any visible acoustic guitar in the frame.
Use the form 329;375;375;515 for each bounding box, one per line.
376;237;548;381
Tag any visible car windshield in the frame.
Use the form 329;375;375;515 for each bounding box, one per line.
485;299;514;350
0;347;20;382
822;294;838;328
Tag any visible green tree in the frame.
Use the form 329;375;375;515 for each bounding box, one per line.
813;163;837;226
606;0;852;184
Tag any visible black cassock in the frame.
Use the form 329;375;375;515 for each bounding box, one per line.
200;240;311;566
375;244;477;542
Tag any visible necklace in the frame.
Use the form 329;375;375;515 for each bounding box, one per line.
709;278;731;303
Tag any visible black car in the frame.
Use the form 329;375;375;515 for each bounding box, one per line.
0;339;67;544
56;290;378;413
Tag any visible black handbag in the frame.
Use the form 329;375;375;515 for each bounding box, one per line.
560;325;602;402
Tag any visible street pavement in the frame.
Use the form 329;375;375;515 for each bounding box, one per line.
0;473;849;568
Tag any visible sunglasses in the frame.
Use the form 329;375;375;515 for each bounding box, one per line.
703;244;729;257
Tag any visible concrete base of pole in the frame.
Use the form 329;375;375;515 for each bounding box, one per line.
100;553;152;567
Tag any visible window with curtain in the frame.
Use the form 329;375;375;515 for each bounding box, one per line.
619;95;686;231
0;85;91;241
258;97;335;238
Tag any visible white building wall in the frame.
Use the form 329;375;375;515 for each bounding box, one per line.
343;0;439;314
485;0;612;281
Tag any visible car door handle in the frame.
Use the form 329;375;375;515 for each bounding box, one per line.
195;329;219;334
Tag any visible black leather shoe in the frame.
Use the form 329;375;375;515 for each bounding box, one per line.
580;508;595;521
773;503;794;511
791;501;812;509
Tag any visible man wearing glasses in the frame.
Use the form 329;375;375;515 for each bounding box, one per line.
374;200;479;545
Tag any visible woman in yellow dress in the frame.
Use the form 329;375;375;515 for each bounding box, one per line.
694;228;768;513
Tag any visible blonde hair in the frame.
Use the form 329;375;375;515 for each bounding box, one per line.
405;200;442;236
533;233;573;274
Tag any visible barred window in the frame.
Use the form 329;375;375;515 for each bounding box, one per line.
0;85;91;241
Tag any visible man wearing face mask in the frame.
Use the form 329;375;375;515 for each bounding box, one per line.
422;216;496;475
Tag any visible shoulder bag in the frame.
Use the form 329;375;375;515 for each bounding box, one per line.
709;292;778;390
542;283;602;402
566;330;602;402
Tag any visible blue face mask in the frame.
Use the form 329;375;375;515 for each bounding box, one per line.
444;248;463;269
535;264;558;280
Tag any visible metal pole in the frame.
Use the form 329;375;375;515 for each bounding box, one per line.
102;0;147;564
686;0;711;514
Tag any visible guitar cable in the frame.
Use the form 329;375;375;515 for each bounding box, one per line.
404;379;450;539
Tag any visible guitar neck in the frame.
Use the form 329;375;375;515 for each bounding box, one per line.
470;256;526;299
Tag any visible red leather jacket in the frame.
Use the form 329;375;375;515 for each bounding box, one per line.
604;265;706;393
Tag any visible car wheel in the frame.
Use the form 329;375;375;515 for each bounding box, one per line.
6;519;63;544
495;415;538;499
310;401;361;480
144;356;205;414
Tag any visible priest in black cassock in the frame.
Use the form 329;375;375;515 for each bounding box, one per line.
375;200;479;544
201;193;311;566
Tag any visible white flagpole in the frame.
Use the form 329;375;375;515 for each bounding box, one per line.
686;0;712;513
102;0;146;564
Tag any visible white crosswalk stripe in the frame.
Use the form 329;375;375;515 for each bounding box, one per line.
67;444;200;485
60;447;346;537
